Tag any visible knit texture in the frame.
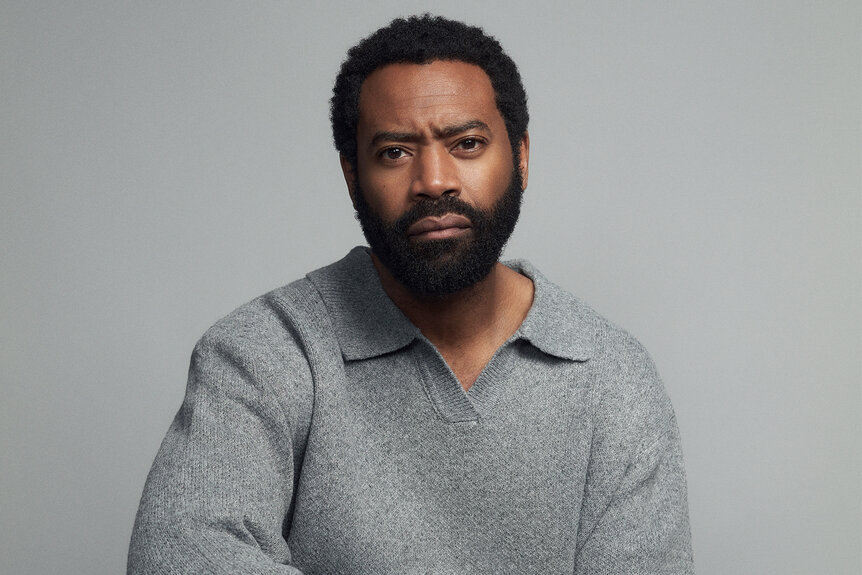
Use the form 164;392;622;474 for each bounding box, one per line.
128;247;694;574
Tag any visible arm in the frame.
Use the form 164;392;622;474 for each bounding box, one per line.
574;421;694;574
128;322;312;574
574;334;694;574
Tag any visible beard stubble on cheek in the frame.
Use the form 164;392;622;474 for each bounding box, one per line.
351;163;524;298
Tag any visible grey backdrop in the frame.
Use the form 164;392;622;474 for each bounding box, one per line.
2;1;859;574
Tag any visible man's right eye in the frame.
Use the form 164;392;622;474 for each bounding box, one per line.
381;147;406;160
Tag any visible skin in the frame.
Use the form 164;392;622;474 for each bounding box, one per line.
341;60;533;390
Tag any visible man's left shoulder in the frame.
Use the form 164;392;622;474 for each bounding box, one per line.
516;260;676;437
568;295;678;451
511;259;657;371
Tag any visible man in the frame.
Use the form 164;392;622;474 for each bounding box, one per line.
129;15;694;574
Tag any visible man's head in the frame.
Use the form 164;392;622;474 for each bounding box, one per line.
331;16;530;297
331;14;529;168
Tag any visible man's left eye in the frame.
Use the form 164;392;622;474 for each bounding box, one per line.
459;138;479;150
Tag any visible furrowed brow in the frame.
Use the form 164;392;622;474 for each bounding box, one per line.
434;120;490;139
369;130;421;148
368;120;491;148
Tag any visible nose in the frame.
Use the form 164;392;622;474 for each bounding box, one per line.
409;145;460;200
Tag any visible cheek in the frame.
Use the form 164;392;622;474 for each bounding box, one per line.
357;176;407;222
462;153;514;205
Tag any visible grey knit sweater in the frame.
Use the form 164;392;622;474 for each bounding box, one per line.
129;247;694;574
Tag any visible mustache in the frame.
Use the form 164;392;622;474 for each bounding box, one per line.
392;196;485;234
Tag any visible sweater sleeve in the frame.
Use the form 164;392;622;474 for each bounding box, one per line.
128;324;311;574
573;333;695;575
574;421;694;574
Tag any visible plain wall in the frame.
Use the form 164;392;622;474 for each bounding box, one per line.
2;1;859;573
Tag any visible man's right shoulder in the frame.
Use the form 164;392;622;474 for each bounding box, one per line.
193;248;365;369
181;275;330;433
197;275;325;356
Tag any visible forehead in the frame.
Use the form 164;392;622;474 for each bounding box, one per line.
357;60;502;136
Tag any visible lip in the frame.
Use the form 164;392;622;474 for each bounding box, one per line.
407;214;473;240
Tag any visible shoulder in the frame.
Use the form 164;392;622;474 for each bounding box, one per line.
581;306;679;457
514;259;676;447
194;246;386;374
186;278;321;420
198;276;321;360
555;289;680;466
512;259;658;377
192;248;356;388
186;268;344;443
198;248;361;360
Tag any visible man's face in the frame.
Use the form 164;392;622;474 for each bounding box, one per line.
345;60;529;297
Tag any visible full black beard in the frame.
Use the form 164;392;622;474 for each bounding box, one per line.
353;167;523;298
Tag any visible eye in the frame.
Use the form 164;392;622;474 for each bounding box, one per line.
454;137;484;153
380;147;407;161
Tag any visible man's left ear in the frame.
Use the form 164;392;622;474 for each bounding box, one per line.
518;132;530;190
339;154;358;209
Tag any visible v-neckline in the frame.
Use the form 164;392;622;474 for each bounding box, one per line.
414;334;519;424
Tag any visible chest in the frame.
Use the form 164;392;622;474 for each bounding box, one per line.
437;345;497;391
286;343;593;573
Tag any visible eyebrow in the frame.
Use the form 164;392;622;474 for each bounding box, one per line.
369;120;491;148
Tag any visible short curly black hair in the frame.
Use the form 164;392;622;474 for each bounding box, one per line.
331;14;529;167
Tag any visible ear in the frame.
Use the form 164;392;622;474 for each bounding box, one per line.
517;131;530;190
340;154;358;209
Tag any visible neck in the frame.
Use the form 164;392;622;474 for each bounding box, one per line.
370;253;534;352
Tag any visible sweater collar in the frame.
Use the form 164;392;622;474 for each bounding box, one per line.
306;246;594;362
507;259;594;361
